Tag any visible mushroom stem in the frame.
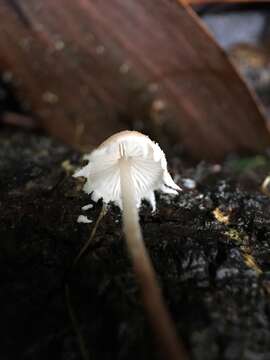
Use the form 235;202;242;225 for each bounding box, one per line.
119;157;188;360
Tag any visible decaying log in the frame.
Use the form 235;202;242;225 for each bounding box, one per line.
0;0;269;160
1;127;270;359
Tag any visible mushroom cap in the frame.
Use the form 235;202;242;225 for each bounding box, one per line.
74;130;181;210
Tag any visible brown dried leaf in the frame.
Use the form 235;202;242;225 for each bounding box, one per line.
0;0;269;159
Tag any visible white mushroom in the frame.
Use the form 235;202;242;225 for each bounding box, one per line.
73;130;181;211
74;131;186;360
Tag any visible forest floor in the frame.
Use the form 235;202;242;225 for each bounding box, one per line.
1;126;270;360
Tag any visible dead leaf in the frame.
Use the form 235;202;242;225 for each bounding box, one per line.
0;0;269;159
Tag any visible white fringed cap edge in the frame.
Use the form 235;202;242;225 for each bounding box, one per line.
73;130;181;211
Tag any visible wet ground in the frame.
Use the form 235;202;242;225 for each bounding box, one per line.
1;127;270;360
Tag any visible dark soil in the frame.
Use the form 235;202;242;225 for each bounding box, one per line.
1;127;270;360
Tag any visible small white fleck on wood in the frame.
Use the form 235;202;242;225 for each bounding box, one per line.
77;215;93;224
81;204;93;211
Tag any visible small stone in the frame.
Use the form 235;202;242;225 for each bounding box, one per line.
261;176;270;195
182;178;196;189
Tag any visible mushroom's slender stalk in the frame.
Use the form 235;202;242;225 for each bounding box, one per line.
119;156;188;360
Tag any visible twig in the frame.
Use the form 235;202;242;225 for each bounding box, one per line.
65;284;90;360
72;204;107;268
65;204;107;360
